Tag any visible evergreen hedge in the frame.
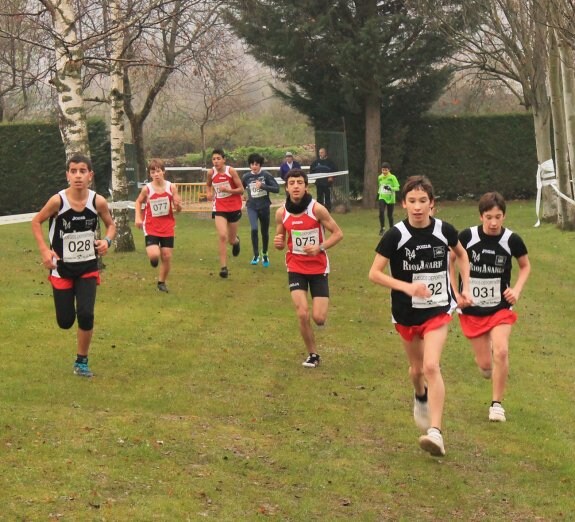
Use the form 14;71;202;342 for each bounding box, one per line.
0;120;110;216
401;113;537;200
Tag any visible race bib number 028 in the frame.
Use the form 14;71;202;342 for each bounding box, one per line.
150;196;170;217
291;229;320;255
63;231;96;263
412;271;448;309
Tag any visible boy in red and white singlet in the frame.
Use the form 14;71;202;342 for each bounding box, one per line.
135;159;182;293
206;148;244;278
273;169;343;368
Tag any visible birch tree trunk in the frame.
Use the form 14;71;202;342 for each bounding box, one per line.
556;35;575;229
109;0;135;252
40;0;90;156
548;28;575;229
533;0;557;221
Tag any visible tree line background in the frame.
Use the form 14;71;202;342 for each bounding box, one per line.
1;0;575;247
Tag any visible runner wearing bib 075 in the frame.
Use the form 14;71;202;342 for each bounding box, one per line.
274;169;343;369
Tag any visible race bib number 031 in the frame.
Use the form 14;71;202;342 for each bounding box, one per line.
470;277;501;307
150;196;170;217
63;231;96;263
291;229;320;255
412;271;448;309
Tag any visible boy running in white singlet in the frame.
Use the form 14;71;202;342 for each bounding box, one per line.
369;175;472;457
454;192;530;422
274;169;343;368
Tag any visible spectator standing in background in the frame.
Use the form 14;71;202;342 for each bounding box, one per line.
310;147;337;211
279;152;301;184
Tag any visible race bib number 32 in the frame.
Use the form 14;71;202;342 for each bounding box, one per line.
63;231;96;263
412;271;449;309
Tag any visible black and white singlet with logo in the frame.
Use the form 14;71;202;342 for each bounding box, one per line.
458;225;527;317
48;189;99;279
376;218;459;326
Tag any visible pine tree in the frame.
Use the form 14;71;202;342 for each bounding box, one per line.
227;0;465;202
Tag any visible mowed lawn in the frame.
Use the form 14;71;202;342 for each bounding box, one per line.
0;201;573;521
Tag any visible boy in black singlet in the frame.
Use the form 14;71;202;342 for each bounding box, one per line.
369;175;472;457
32;154;116;377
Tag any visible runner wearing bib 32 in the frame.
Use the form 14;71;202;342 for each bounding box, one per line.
369;175;472;457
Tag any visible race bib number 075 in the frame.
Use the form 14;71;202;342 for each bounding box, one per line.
291;229;320;255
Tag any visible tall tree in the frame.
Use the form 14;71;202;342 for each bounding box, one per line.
430;0;557;221
227;0;464;206
122;0;224;180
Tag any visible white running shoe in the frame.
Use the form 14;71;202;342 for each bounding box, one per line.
419;428;445;456
413;395;430;432
489;402;506;422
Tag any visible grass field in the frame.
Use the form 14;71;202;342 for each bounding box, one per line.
0;201;573;521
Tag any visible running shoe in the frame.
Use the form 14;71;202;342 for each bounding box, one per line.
250;256;260;265
302;353;321;368
150;258;159;268
232;238;240;257
379;227;385;236
413;395;431;432
480;367;492;379
157;282;169;293
219;266;228;279
489;402;506;422
262;253;270;267
73;362;94;378
419;428;445;456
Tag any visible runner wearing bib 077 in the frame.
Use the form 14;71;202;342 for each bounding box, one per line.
369;175;472;458
454;192;530;423
135;159;182;293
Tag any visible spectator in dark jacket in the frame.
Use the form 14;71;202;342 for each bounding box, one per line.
310;148;337;211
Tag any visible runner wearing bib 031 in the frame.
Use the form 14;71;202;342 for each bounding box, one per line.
458;225;528;317
142;181;175;237
283;199;328;275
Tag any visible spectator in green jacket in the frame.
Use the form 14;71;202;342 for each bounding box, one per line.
377;162;400;235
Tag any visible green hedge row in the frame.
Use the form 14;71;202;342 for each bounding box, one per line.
0;120;110;215
401;113;537;200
